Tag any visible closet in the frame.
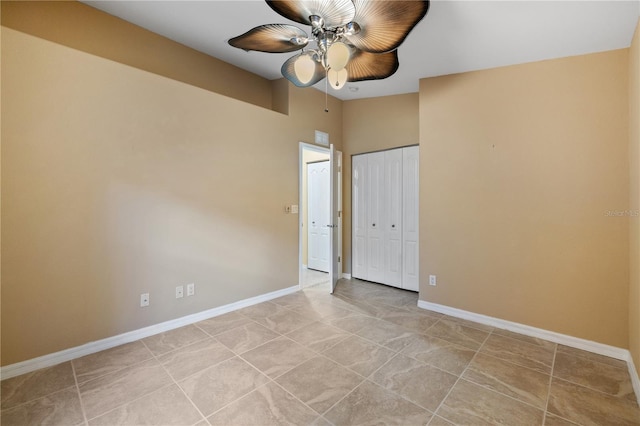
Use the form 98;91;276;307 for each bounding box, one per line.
352;146;419;291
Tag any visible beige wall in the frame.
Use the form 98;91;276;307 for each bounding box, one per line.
629;18;640;368
1;1;274;110
342;94;420;274
419;50;630;347
0;27;342;365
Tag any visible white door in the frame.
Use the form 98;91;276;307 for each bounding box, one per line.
384;149;403;287
402;146;420;291
307;161;330;272
329;145;341;293
367;151;385;283
352;154;368;280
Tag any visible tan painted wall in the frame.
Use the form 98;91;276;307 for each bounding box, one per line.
302;150;330;266
0;27;342;365
629;18;640;368
342;94;419;274
419;50;630;347
1;1;274;110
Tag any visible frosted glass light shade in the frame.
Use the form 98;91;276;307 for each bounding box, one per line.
294;54;316;84
328;68;348;90
327;42;350;71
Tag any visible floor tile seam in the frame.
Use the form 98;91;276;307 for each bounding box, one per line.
365;355;453;414
268;377;330;420
458;372;550;412
83;381;178;424
554;350;630;372
429;326;491;422
485;331;558;357
544;412;583;426
192;317;253;339
0;383;82;416
83;344;203;421
202;376;275;421
344;376;436;420
348;329;404;354
70;360;90;426
312;373;369;419
472;349;556;378
73;341;156;386
256;314;317;336
492;329;558;351
421;330;484;352
244;333;302;353
145;334;215;360
310;352;374;383
75;351;164;391
477;346;554;375
298;333;354;356
155;347;216;425
461;331;553;412
542;343;557;426
227;333;282;357
236;337;318;381
394;350;468;379
550;375;640;404
157;345;238;385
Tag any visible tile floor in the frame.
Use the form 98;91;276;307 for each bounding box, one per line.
2;279;640;425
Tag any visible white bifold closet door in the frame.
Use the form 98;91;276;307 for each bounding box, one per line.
402;146;419;291
384;149;403;288
352;155;368;279
351;146;419;291
366;152;385;283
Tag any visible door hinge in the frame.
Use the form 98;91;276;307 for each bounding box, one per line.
338;256;341;263
338;211;341;218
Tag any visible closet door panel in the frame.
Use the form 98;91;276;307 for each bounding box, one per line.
384;149;403;287
367;152;385;283
402;146;419;291
352;155;368;279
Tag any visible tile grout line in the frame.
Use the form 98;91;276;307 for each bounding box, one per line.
70;360;91;425
428;327;492;423
150;339;214;426
542;343;558;425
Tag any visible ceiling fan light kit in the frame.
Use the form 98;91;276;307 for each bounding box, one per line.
228;0;430;90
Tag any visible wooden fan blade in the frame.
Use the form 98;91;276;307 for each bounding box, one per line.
281;53;326;87
228;24;308;53
346;49;399;82
267;0;355;28
345;0;429;53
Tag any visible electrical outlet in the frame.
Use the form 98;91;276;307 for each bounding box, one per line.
429;275;437;286
176;285;184;299
140;293;150;307
187;283;195;297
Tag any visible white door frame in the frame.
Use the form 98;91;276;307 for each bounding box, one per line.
298;142;342;289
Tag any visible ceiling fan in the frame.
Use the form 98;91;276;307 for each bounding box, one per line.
228;0;430;91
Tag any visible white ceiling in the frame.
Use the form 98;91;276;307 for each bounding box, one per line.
84;1;640;101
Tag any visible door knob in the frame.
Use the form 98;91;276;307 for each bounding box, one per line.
372;223;376;227
392;224;395;228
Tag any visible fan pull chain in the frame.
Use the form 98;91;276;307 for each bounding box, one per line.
324;69;329;113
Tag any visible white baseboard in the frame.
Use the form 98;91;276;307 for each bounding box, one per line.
628;355;640;406
418;300;640;406
0;285;299;380
342;273;352;279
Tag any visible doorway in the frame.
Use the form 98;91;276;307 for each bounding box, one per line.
299;143;342;291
